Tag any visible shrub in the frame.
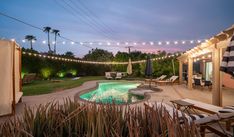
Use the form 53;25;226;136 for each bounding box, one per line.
0;99;200;137
40;67;53;79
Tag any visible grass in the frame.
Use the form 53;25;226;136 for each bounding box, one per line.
23;76;105;96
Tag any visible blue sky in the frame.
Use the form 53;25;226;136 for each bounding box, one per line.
0;0;234;57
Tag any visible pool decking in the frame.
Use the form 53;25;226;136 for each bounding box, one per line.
1;80;234;122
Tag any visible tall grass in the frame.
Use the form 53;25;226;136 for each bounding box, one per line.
0;99;200;137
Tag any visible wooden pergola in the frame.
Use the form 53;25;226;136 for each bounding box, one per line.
177;24;234;106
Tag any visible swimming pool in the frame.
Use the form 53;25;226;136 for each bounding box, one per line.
79;82;144;104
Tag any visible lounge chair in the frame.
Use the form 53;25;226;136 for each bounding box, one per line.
181;98;234;131
145;75;167;84
145;102;234;137
105;72;113;80
155;75;179;85
194;113;234;137
115;72;122;80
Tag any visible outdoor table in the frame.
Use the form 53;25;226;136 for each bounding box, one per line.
170;100;195;114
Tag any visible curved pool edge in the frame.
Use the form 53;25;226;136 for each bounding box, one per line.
74;80;160;106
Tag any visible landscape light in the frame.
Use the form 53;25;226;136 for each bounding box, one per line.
197;40;201;43
98;42;102;45
166;41;170;45
133;42;137;45
182;41;186;44
142;42;146;45
116;42;120;45
107;42;111;45
190;40;194;44
22;39;26;43
52;41;55;44
150;42;154;45
158;42;162;45
89;42;93;45
32;40;35;43
42;40;46;44
80;42;83;45
125;42;128;45
71;42;74;45
174;41;178;44
62;41;66;44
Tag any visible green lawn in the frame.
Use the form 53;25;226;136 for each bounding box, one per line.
23;76;105;96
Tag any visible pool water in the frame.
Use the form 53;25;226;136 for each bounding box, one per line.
80;82;144;104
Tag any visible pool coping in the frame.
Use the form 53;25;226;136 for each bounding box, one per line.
74;80;161;106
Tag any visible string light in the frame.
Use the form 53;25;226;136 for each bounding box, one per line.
22;51;181;65
16;38;206;46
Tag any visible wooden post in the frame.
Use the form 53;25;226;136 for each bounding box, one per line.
212;45;222;106
187;57;193;89
179;61;183;84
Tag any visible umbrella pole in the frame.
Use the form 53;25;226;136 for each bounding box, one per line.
149;76;152;88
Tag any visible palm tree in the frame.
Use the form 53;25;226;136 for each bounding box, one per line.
52;29;60;54
25;35;36;50
43;26;52;52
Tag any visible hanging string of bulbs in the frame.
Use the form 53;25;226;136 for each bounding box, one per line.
22;51;182;65
19;39;206;47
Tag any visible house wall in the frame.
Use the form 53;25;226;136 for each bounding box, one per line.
223;73;234;89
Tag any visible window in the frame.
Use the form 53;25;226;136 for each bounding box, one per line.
205;62;212;81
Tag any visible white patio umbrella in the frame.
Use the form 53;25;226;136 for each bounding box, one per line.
220;33;234;77
127;58;132;75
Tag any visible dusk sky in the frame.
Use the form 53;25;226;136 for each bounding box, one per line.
0;0;234;57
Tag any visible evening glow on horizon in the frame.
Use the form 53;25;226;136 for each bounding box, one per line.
0;0;234;57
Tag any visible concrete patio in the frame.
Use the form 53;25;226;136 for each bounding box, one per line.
1;80;233;123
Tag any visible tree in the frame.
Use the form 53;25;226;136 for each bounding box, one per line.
64;51;75;58
43;26;52;53
83;48;113;61
25;35;36;50
52;29;60;54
